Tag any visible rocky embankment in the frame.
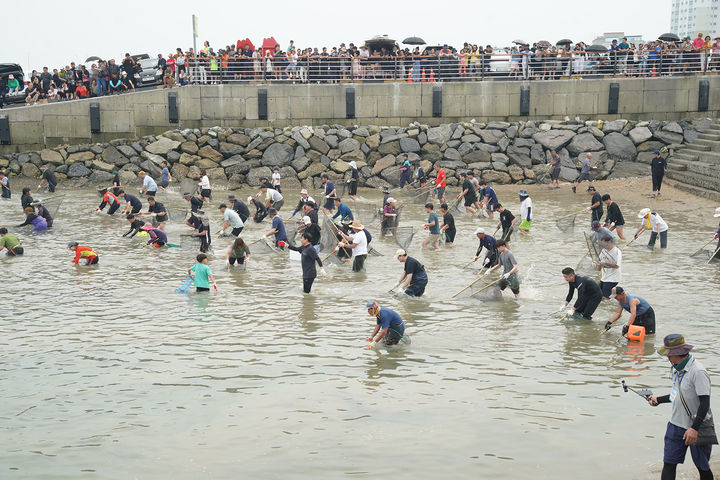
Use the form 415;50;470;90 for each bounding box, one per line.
0;118;710;190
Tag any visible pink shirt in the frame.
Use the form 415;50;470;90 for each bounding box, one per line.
693;37;705;49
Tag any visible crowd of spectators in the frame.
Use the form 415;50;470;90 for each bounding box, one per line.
3;33;720;107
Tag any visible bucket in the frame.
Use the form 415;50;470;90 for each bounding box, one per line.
626;325;646;342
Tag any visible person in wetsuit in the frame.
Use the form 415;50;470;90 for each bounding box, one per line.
561;267;603;320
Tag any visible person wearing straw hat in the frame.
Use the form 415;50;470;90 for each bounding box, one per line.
635;208;668;249
647;334;715;480
395;249;428;297
347;161;359;201
518;190;532;234
291;189;316;218
365;300;406;348
337;219;368;272
604;286;655;334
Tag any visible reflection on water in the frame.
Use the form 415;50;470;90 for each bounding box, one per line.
1;179;719;479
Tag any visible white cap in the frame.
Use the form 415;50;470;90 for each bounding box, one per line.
247;196;253;203
300;189;308;195
386;197;395;203
475;227;485;235
349;161;357;168
395;249;407;258
714;207;720;218
637;208;651;219
303;215;312;225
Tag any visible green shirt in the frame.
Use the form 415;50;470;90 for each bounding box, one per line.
191;263;213;288
231;244;250;259
0;233;20;250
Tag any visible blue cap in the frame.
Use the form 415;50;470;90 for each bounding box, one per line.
591;220;600;230
365;300;375;309
653;149;661;154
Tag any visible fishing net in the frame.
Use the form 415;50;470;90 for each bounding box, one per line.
585;232;601;263
167;208;188;222
450;196;465;215
575;254;601;279
368;247;384;257
410;186;433;205
322;249;348;265
248;237;280;254
353;204;381;226
336;181;347;198
556;212;580;233
470;275;505;301
319;218;340;253
393;227;416;250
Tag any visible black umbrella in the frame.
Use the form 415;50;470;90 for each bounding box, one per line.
537;40;552;48
403;36;426;45
512;39;528;46
658;32;680;42
85;56;101;63
556;39;573;46
586;44;608;53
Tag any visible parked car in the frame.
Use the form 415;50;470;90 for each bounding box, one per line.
133;57;163;87
0;63;26;104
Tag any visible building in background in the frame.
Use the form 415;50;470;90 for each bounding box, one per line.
592;32;644;47
671;0;720;40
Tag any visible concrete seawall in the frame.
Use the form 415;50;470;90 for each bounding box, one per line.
2;76;719;153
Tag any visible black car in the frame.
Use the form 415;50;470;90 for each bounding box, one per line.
133;57;163;87
0;63;26;104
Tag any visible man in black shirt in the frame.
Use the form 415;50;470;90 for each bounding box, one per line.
145;197;168;228
650;149;667;197
440;203;456;245
287;232;325;294
561;267;603;321
602;194;626;240
39;165;57;192
586;186;603;223
496;204;516;241
457;172;479;215
118;190;142;214
123;214;147;238
395;249;428;297
228;195;250;223
302;202;319;225
301;216;322;250
183;192;204;213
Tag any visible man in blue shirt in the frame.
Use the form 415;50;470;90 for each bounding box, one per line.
332;197;353;223
365;300;406;347
264;208;288;249
0;170;10;198
158;161;172;190
473;227;498;267
604;286;656;334
321;174;336;214
572;153;597;193
617;37;630;74
422;202;440;249
139;171;158;196
479;181;499;219
118;190;143;214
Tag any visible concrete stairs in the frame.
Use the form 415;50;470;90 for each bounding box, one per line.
666;122;720;201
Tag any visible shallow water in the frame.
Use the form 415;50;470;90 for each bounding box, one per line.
1;178;719;479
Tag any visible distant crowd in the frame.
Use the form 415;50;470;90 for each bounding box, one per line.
2;33;719;107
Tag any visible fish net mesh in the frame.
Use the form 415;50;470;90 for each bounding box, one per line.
393;227;416;250
556;213;578;233
353;204;381;226
319;218;341;253
409;187;434;205
180;178;198;195
248;238;279;254
470;275;506;301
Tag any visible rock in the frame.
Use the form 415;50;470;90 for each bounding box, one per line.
324;135;339;149
92;159;114;172
508;165;525;182
523;168;536;180
291;156;311;172
400;137;421;153
247;166;273;186
478;130;505;145
466;162;492;171
90;145;104;155
463;149;491;163
486;121;510;130
458;142;474;156
21;162;40;178
532;130;575;150
603;132;637;160
684;129;699;143
506;126;518;139
663;121;684;134
146;137;180;155
261;143;294;167
197;145;223;163
538;123;552;132
378;141;402;156
299;127;313;140
513;138;536;148
491;153;509;164
40;149;64;165
354;127;369;137
291;131;311;150
89;170;114;182
220;155;245;168
637;141;666;152
427;124;453;145
567;133;604;156
197;158;219;169
339;138;360;154
506;146;532;168
437;160;465;170
219;142;244;157
482;170;512;184
530;144;545;165
602;119;627;133
372;154;396;174
380;166;403;185
101;146;128;166
139;160;161;177
628;126;653;145
443;148;461;161
140;151;164;166
588;126;605;139
227;133;252;146
330;160;351;173
171;163;189;179
308;136;330;155
653;130;683;144
341;149;365;163
67;162;92;178
365;133;381;149
206;167;226;181
298;162;327;180
66;151;95;165
187;165;202;180
365;176;392;190
451;125;464;140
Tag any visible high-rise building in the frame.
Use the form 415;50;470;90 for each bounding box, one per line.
592;32;644;47
671;0;720;40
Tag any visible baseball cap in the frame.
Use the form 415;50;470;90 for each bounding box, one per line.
475;227;485;235
303;215;311;225
591;220;600;230
395;249;407;258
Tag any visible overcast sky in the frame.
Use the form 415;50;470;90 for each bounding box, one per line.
4;0;672;73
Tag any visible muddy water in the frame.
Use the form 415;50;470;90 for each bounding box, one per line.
1;177;718;479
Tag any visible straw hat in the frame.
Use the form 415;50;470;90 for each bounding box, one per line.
350;219;364;230
657;334;694;356
637;208;651;219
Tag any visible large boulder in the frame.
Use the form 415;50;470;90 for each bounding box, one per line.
139;160;161;177
380;166;402;185
197;158;219;169
628;126;653;145
102;146;129;166
463;149;491;163
365;133;381;149
602;119;627;133
247;166;273;186
297;162;327;180
40;149;64;165
308;136;330;155
372;154;396;174
365;176;392;190
567;133;604;156
508;165;525;182
21;162;41;178
227;133;252;146
92;159;114;172
532;130;575;150
478;130;506;145
400;137;421;153
261;143;294;167
67;162;92;178
663;121;684;134
427;125;453;145
506;146;532;168
145;137;180;155
197;146;223;163
378;140;402;156
443;148;461;161
171;163;189;180
291;156;311;172
89;170;114;182
603;132;637;160
292;131;311;150
482;170;512;184
66;151;95;165
338;138;360;154
330;159;351;173
653;130;683;144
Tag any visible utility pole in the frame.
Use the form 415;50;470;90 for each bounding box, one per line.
192;15;198;54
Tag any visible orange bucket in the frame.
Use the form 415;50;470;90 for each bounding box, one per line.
626;325;646;342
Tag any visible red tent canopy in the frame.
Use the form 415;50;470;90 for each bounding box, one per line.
236;38;256;52
261;37;280;56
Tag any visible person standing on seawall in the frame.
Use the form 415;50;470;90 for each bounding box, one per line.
651;149;667;197
648;334;716;480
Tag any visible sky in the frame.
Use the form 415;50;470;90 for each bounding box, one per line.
3;0;673;74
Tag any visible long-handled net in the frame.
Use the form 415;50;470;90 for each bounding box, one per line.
180;178;199;196
556;210;585;233
248;237;281;254
353;203;381;226
409;186;434;205
469;274;505;301
393;227;416;250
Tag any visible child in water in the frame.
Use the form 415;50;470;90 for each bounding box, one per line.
188;253;216;292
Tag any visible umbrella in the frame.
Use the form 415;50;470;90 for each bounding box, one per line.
658;32;680;42
366;34;396;45
236;38;256;52
513;39;528;45
403;36;426;45
85;56;101;63
586;44;609;53
537;40;552;48
556;39;573;46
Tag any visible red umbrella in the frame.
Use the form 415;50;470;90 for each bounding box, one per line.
236;38;256;52
261;36;280;56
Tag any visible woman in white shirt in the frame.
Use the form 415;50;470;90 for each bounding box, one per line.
635;208;668;249
198;170;211;204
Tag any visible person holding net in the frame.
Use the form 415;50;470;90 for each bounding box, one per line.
381;197;397;237
485;240;519;299
473;227;499;269
586;186;603;223
457;172;480;215
365;300;406;348
395;249;428;297
496;204;516;241
602;194;626;240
